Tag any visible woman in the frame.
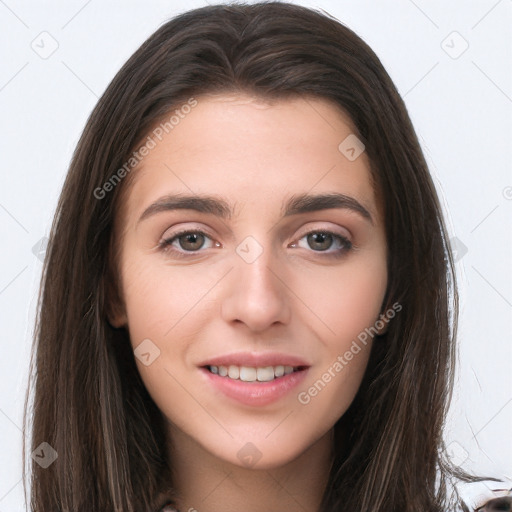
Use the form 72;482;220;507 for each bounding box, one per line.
24;2;510;511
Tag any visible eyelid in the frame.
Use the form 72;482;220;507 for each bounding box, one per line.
294;222;352;241
159;223;216;242
159;219;351;242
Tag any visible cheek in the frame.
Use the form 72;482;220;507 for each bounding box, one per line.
290;255;386;416
121;262;168;342
120;255;213;346
292;254;387;347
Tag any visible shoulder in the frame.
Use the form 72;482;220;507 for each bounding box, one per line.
456;478;512;511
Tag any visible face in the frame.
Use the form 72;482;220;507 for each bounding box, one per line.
111;93;388;469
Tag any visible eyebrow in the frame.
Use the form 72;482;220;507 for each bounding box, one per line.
137;192;374;225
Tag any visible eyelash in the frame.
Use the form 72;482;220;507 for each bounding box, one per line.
158;228;353;259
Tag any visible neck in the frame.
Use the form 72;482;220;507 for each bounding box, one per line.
166;427;334;512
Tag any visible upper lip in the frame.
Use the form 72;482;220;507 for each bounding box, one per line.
198;352;310;368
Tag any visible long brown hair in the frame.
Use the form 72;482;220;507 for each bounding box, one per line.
24;2;495;511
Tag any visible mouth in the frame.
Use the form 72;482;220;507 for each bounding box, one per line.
203;364;308;382
199;355;310;406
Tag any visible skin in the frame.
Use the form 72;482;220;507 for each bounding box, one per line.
110;93;388;512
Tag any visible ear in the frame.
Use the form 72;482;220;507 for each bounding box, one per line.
104;269;128;328
374;301;392;336
107;304;128;329
104;233;129;328
375;315;389;336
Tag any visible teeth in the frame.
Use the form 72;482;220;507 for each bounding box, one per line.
256;366;274;382
228;365;239;379
240;366;257;382
208;364;300;382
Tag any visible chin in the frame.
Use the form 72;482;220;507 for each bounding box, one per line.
202;430;322;471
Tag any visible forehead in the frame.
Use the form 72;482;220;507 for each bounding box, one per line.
119;93;380;226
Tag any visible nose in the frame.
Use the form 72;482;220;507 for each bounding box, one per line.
220;243;291;333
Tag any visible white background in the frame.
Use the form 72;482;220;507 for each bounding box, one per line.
1;0;511;508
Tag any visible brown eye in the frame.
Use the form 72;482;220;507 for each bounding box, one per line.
306;232;335;251
159;229;216;258
176;232;206;251
292;230;353;256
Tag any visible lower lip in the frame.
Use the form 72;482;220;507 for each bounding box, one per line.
200;367;309;406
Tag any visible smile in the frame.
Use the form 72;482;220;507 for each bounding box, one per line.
207;364;303;382
200;365;309;407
